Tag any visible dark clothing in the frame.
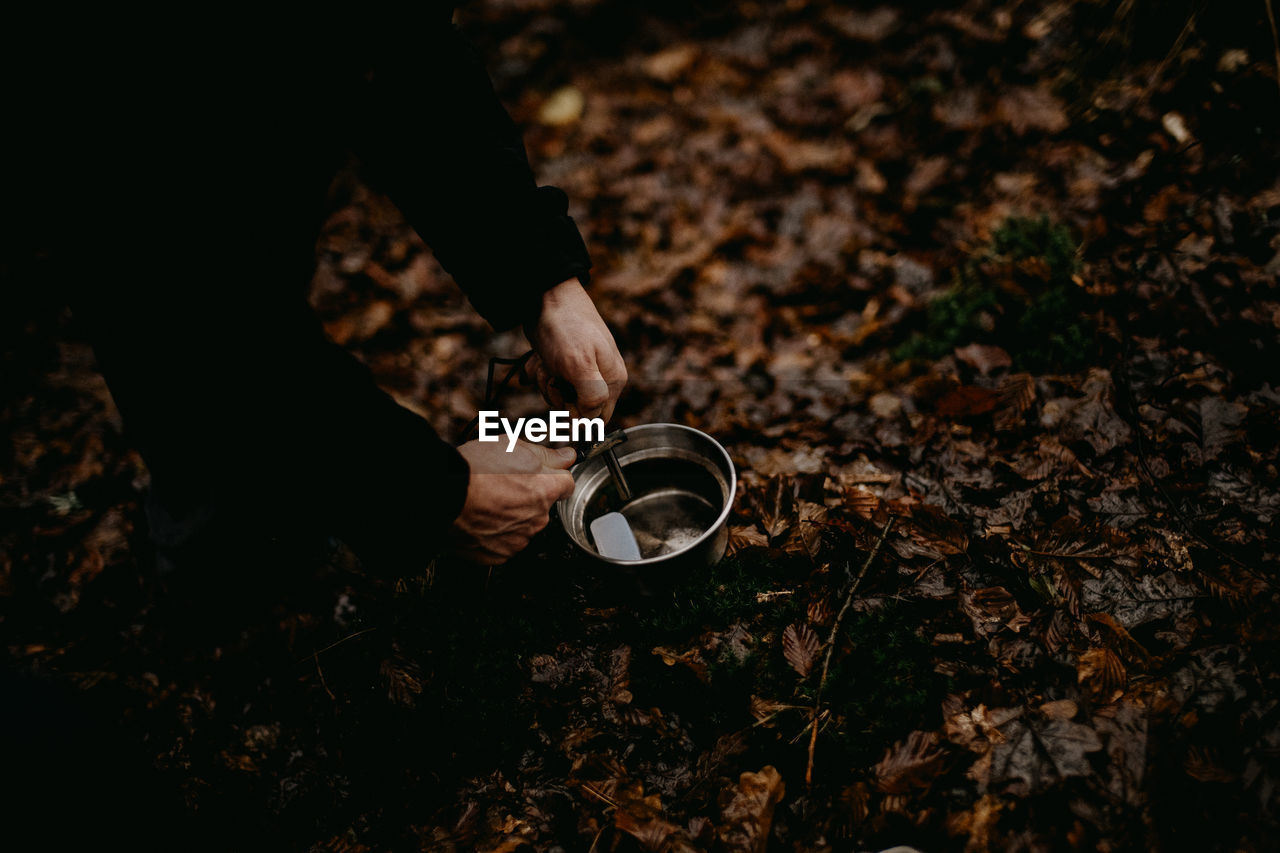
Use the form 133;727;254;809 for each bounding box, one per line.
7;10;592;571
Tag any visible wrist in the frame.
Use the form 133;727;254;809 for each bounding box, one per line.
524;277;585;336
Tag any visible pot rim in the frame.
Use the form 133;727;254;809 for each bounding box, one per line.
561;423;736;567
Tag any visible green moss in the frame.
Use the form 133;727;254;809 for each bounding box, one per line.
894;216;1093;372
819;603;948;763
640;551;804;637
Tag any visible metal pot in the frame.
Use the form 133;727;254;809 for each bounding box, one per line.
557;424;736;578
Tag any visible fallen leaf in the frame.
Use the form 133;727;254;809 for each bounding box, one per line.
954;343;1012;375
643;44;698;83
986;716;1103;795
717;766;785;853
960;586;1032;637
782;623;821;677
759;475;797;542
1162;111;1193;145
538;86;585;126
873;730;947;794
996;86;1069;135
993;373;1036;431
936;385;1000;418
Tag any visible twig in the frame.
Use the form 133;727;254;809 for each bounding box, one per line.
1141;13;1197;104
1267;0;1280;98
580;783;620;809
296;626;378;664
314;657;336;701
1021;547;1113;559
805;517;895;787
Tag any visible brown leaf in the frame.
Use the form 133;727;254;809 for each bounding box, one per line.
995;86;1069;135
1039;369;1132;456
960;586;1031;637
763;131;853;174
71;507;131;595
759;475;796;542
838;782;871;829
936;385;999;418
615;809;681;851
993;373;1036;432
1039;699;1079;721
946;794;1006;851
782;623;821;677
749;695;793;723
728;525;769;555
1184;746;1235;783
652;645;710;683
1198;396;1247;460
845;486;886;523
795;501;830;560
904;503;969;557
807;597;834;626
1085;612;1153;668
538;86;584;126
832;457;894;486
954;343;1012;375
380;652;424;709
717;766;785;853
1006;436;1082;481
1077;647;1127;700
986;716;1103;795
1091;700;1149;807
608;645;633;705
933;88;985;131
904;156;950;207
643;44;698;83
827;6;900;41
873;730;947;794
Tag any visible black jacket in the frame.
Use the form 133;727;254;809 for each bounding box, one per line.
7;9;592;570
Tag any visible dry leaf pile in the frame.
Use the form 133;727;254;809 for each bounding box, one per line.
3;0;1278;849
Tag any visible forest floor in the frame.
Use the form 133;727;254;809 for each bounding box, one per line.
4;1;1280;850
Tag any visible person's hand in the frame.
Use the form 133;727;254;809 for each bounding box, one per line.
451;439;577;564
524;278;627;422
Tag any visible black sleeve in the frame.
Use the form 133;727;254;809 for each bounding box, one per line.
351;18;593;331
69;279;471;573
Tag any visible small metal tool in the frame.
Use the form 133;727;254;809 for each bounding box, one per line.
578;429;632;502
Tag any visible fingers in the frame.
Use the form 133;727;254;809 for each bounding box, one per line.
570;367;610;420
532;444;578;470
525;283;628;422
526;354;567;412
546;468;576;501
597;343;628;423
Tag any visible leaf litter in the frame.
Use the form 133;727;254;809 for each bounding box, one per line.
3;0;1279;849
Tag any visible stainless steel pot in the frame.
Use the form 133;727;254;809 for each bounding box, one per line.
557;424;736;574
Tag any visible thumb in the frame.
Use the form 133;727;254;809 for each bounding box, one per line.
535;444;578;470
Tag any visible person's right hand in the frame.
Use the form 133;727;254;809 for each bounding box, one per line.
451;439;577;564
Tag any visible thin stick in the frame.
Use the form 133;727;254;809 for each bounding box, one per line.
297;626;378;664
314;657;336;701
1141;13;1196;103
1267;0;1280;97
805;517;895;787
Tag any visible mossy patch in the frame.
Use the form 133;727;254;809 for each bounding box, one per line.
819;602;949;764
639;550;806;638
894;216;1093;372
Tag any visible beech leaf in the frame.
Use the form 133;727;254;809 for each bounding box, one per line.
782;623;821;677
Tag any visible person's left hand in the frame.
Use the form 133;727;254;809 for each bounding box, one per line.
524;278;627;422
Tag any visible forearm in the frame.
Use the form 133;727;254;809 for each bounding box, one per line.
352;20;592;330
